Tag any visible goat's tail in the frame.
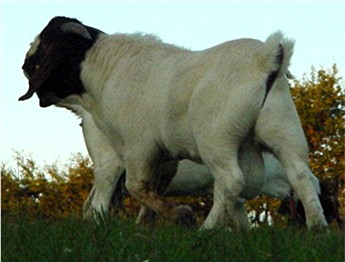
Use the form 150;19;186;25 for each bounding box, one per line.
255;31;295;106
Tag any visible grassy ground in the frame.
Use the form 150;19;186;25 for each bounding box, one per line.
2;214;344;262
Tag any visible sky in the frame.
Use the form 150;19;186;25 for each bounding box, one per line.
1;1;345;170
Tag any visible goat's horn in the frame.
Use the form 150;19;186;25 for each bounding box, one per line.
61;22;92;40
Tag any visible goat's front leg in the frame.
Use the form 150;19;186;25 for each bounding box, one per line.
135;160;179;225
81;112;126;220
83;162;125;220
125;154;196;227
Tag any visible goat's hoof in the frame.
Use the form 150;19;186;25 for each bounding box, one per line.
308;218;328;233
82;209;94;221
175;205;196;228
309;224;329;233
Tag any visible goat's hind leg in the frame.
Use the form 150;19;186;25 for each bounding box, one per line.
255;79;327;230
256;128;327;230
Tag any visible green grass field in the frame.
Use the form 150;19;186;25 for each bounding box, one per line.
2;215;344;262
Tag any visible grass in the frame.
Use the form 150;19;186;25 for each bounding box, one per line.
2;214;344;262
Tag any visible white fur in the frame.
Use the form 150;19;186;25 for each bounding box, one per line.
54;30;326;229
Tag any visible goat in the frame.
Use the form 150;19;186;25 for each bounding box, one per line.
82;118;342;229
80;116;342;229
19;16;327;230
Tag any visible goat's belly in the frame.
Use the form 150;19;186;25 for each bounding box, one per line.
165;160;213;196
165;140;201;162
160;124;201;161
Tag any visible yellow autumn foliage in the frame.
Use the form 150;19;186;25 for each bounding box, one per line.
291;65;344;182
1;153;94;219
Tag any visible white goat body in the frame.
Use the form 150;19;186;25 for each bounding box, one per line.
81;112;318;221
78;32;325;229
20;17;327;230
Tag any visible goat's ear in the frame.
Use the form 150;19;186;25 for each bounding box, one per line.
19;44;62;101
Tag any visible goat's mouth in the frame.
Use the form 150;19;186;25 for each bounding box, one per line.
19;86;59;107
37;91;60;107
